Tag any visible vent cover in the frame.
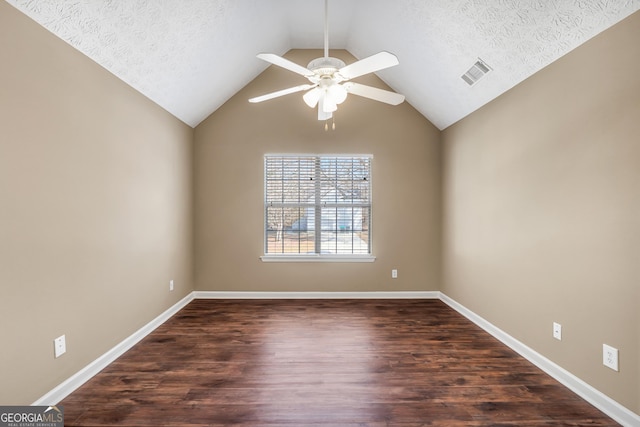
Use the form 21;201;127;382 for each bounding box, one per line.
462;59;491;86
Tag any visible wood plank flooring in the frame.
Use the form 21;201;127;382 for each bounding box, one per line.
60;299;619;426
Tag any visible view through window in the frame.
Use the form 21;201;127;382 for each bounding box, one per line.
265;155;371;256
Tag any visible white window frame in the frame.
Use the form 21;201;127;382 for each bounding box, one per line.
261;154;375;263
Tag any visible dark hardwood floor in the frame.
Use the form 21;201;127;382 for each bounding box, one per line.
60;299;619;426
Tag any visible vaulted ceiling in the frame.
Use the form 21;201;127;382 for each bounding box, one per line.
6;0;639;129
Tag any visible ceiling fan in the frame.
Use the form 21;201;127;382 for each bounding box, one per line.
248;0;405;126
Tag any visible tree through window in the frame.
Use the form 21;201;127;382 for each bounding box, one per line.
265;155;371;255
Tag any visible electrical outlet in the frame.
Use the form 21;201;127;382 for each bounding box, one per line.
553;322;562;340
169;280;174;291
391;269;398;279
54;335;66;358
603;344;619;371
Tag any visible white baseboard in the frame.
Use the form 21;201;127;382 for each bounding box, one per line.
33;289;639;426
33;290;434;405
439;293;640;427
193;291;440;299
33;292;194;406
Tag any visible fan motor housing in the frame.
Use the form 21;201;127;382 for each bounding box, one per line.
307;57;346;76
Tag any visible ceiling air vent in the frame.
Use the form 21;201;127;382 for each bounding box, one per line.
462;59;491;86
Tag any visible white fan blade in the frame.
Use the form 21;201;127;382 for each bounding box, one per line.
317;92;333;120
318;106;333;120
249;84;316;103
321;91;338;113
257;53;314;77
343;82;405;105
338;51;399;80
303;87;321;108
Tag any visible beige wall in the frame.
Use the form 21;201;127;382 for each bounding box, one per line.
194;49;441;292
441;11;640;414
2;0;637;416
0;3;193;404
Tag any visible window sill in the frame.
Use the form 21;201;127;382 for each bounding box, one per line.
260;255;376;263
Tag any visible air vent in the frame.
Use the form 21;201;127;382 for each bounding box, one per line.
462;59;491;86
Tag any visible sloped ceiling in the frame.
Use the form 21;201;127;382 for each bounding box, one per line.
5;0;639;129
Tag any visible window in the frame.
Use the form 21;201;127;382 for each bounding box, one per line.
263;155;373;261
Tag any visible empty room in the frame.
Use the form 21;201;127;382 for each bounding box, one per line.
1;1;638;426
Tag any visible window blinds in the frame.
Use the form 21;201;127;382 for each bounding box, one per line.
265;155;371;255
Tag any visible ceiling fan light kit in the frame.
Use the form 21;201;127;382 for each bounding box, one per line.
248;0;404;127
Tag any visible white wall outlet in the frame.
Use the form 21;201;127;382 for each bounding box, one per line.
553;322;562;340
391;269;398;279
169;280;174;291
54;335;66;358
603;344;619;371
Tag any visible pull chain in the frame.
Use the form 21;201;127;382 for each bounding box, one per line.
324;116;336;131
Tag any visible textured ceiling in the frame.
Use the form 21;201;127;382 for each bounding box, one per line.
5;0;640;129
